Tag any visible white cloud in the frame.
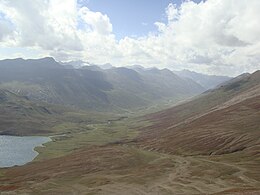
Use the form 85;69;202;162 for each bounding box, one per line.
166;3;179;21
0;20;12;40
116;0;260;76
79;7;112;35
0;0;259;76
0;0;82;51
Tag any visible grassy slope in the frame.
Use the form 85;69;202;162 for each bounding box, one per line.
0;71;259;194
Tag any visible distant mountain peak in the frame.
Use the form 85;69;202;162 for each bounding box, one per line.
60;60;90;68
174;69;232;90
98;63;113;70
39;57;56;61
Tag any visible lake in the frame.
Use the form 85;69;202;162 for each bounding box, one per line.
0;135;51;168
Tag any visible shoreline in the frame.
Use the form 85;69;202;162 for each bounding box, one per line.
0;135;52;168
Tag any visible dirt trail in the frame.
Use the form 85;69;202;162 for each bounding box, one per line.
199;158;259;185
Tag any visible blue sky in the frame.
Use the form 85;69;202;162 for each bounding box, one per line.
82;0;203;39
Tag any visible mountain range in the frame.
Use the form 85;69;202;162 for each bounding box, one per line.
0;57;234;113
0;57;206;112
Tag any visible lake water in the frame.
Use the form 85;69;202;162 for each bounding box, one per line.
0;135;51;168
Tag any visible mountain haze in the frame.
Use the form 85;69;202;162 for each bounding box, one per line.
0;58;205;112
174;69;231;90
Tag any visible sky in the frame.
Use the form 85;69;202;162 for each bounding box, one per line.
0;0;259;76
82;0;203;39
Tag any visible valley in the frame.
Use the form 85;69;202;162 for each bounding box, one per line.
0;1;259;194
0;59;259;194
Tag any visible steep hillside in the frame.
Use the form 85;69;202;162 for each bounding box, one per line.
136;68;203;97
105;68;204;108
174;69;231;89
137;70;260;156
104;67;204;110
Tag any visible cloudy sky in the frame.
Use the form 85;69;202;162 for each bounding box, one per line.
0;0;259;76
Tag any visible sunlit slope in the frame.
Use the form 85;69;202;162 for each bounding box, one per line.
137;70;260;155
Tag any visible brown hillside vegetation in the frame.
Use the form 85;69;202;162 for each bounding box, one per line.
137;71;260;156
0;71;259;194
137;93;260;156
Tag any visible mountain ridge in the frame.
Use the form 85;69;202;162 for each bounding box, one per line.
174;69;232;89
0;58;205;112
